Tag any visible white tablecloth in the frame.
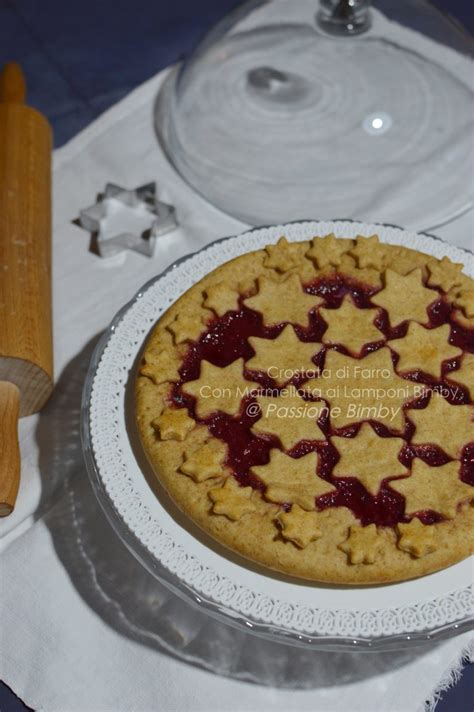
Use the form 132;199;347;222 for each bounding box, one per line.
0;69;473;712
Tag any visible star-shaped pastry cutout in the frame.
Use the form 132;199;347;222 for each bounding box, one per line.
451;288;474;318
338;524;384;565
246;325;321;385
167;309;212;344
335;254;382;287
203;282;240;317
180;439;227;482
371;268;438;327
390;459;473;519
396;519;438;558
305;233;350;268
251;450;336;510
140;347;181;384
152;408;195;441
407;394;473;458
320;296;383;355
390;323;462;379
208;477;256;520
427;256;464;292
452;310;474;330
276;505;323;548
331;423;406;496
447;354;474;400
263;236;303;272
349;234;387;270
182;358;259;418
304;348;420;432
252;390;326;449
244;274;322;328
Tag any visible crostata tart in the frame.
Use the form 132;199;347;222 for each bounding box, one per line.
136;234;474;584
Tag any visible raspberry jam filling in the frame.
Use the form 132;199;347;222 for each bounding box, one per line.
171;275;473;527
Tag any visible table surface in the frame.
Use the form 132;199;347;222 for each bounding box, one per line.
0;1;472;710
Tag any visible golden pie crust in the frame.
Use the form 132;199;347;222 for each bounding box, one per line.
136;234;474;584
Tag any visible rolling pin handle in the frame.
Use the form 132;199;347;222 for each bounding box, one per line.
0;382;21;516
0;62;26;104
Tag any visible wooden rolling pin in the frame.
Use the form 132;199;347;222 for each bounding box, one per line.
0;63;53;516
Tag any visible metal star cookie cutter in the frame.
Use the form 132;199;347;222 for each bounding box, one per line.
79;182;177;258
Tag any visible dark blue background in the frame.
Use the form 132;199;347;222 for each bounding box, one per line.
0;1;472;710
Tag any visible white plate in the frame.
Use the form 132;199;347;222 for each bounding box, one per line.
82;220;474;650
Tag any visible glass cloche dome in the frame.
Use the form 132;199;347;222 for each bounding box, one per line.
155;0;474;231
